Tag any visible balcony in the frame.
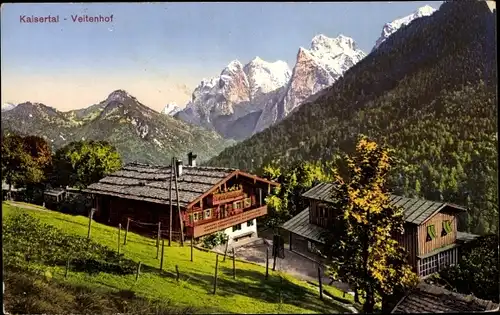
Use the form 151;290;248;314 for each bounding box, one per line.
190;205;267;238
208;188;245;206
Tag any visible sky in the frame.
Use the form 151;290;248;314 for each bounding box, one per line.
1;2;443;112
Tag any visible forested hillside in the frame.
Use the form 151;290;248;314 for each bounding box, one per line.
207;1;498;235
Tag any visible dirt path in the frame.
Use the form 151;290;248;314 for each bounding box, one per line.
234;240;352;293
4;201;50;212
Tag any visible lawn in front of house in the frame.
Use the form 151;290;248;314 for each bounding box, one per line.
2;202;352;314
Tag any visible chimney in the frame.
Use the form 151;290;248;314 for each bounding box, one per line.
175;159;183;177
188;152;197;167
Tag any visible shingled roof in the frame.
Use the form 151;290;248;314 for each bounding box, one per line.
392;282;499;313
281;208;327;244
302;182;466;225
84;163;236;207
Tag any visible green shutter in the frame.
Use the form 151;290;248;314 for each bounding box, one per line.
443;220;452;233
427;225;436;240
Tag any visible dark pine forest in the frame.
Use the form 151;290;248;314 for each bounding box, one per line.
207;1;498;235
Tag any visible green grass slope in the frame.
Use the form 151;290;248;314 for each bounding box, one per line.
2;202;350;314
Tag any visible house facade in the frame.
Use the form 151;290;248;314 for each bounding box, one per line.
281;182;478;278
84;153;278;244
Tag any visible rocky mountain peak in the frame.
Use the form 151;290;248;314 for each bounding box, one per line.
311;34;357;54
244;56;291;98
373;5;437;51
162;102;182;116
107;89;134;103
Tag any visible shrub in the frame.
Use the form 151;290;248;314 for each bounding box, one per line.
57;193;93;216
4;269;206;314
3;213;136;275
201;231;228;249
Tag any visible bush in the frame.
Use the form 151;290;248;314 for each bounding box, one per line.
3;213;136;275
4;269;204;314
57;193;93;216
201;231;228;249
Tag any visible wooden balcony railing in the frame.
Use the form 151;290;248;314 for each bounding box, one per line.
208;189;244;206
191;205;267;238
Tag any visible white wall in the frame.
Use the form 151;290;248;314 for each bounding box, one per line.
223;218;258;243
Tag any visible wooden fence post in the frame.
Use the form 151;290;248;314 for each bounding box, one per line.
223;236;229;262
124;218;130;245
117;224;121;255
272;246;277;271
174;164;184;246
169;157;174;247
318;266;323;300
232;248;236;280
160;239;165;271
213;254;219;295
65;257;70;278
190;234;194;262
176;265;180;281
265;248;269;280
157;222;161;247
87;208;95;240
136;261;142;281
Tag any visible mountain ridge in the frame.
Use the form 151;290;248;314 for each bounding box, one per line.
1;90;233;164
176;33;365;140
205;1;497;235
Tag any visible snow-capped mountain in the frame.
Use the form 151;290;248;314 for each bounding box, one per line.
244;57;291;99
2;103;17;112
253;34;366;134
162;102;182;116
372;5;437;51
175;58;291;139
176;34;364;140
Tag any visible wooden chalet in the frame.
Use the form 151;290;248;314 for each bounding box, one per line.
281;182;479;278
84;153;279;242
391;282;499;313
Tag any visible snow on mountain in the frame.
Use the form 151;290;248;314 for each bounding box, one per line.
176;34;365;140
2;103;17;112
373;5;437;51
244;57;291;98
162;102;182;116
253;34;366;134
176;57;291;137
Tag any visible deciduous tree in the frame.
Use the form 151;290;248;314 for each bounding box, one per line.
262;161;332;229
322;136;419;313
51;140;122;189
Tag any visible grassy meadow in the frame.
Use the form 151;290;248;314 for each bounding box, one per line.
2;202;352;314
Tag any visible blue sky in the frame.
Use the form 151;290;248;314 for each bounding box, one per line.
1;2;442;111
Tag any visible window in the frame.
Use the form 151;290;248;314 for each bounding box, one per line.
442;220;452;236
193;212;202;222
419;248;458;277
247;219;254;227
232;224;242;232
243;197;252;208
317;203;329;218
233;201;242;209
204;209;211;219
419;254;438;277
426;225;436;241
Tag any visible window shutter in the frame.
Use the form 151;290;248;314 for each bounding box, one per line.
443;220;452;233
427;225;436;240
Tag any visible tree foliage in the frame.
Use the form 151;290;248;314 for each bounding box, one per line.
437;234;499;303
1;132;52;190
51;140;122;189
321;136;419;313
262;161;333;229
207;1;497;235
